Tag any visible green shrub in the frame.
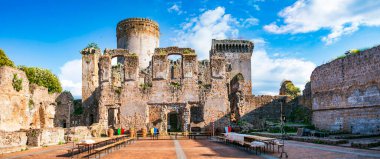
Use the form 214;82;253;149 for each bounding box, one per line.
0;49;15;68
12;74;23;91
170;82;181;89
18;66;62;93
29;99;34;110
85;42;99;49
139;83;152;90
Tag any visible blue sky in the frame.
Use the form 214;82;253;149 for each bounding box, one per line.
1;0;380;97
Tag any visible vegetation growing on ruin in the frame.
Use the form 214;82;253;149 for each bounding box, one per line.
130;53;138;57
170;82;181;89
183;48;194;54
0;49;15;68
283;81;300;98
29;99;34;110
12;74;23;92
85;42;100;50
112;63;123;69
18;66;62;93
114;87;122;95
201;84;211;89
159;50;167;55
139;83;152;90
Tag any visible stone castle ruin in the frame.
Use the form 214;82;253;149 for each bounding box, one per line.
79;18;306;134
1;16;379;154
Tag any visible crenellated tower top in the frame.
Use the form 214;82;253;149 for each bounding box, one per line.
116;18;160;39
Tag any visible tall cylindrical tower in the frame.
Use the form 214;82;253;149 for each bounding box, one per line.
116;18;160;69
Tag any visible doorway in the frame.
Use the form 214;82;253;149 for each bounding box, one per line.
167;112;180;132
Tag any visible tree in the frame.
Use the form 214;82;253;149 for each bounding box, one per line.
18;66;62;93
280;80;301;98
0;49;15;68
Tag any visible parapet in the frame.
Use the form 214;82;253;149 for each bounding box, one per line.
210;39;254;54
116;18;160;38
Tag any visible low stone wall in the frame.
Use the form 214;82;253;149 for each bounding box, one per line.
66;126;92;141
313;107;380;134
27;128;65;146
0;131;27;153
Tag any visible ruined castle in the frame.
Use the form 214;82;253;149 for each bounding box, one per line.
80;18;270;133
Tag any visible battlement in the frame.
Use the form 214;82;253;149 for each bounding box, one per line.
117;17;160;38
211;39;254;54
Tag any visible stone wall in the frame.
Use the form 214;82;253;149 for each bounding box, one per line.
54;92;74;128
311;45;380;134
27;128;65;146
0;66;30;132
0;131;27;153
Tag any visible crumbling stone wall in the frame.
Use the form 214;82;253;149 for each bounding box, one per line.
0;66;72;152
0;66;30;132
311;45;380;134
81;48;100;126
26;128;64;146
0;131;27;153
54;91;74;128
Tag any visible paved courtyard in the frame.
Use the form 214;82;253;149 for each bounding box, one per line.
1;139;380;159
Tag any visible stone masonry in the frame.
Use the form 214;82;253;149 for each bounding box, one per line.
311;45;380;134
81;17;316;134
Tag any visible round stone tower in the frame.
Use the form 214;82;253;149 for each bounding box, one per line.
116;18;160;69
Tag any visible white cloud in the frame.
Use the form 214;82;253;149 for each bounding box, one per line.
243;17;259;28
172;7;239;59
59;59;82;97
168;4;183;15
251;49;316;95
264;0;380;44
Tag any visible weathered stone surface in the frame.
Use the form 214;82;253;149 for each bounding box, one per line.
66;126;92;140
311;45;380;134
26;128;64;146
0;131;27;153
54;92;74;128
117;18;159;68
0;66;30;132
80;18;310;135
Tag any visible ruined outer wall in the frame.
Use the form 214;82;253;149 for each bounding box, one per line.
241;96;288;126
311;46;380;134
117;18;160;69
0;66;30;132
81;48;100;108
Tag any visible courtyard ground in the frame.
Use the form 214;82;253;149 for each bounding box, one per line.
1;139;380;159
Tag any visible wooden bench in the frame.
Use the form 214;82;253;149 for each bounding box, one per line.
188;133;211;139
67;145;85;156
214;136;227;143
92;138;133;158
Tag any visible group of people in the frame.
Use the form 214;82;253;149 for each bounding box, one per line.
150;127;159;139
